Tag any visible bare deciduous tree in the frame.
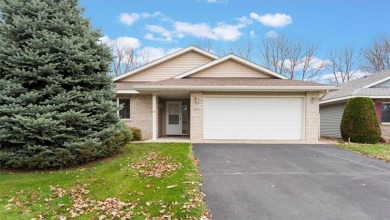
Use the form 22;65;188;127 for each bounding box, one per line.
328;47;357;84
258;35;329;81
139;49;151;65
361;35;390;72
299;45;330;81
259;35;290;76
194;39;214;52
108;39;139;76
225;39;255;61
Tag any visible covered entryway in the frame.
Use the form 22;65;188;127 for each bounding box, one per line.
165;101;190;136
154;92;191;139
203;96;304;140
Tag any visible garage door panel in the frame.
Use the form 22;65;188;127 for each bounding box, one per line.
203;97;303;140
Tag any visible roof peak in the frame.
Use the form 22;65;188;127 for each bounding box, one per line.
113;45;219;82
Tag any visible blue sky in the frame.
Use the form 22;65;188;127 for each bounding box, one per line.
80;0;390;79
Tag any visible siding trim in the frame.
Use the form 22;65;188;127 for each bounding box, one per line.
320;102;346;138
113;46;218;82
174;54;287;79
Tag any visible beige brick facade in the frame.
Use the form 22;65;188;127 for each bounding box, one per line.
374;99;390;142
121;92;322;143
190;92;204;142
116;94;153;140
305;91;320;142
380;125;390;142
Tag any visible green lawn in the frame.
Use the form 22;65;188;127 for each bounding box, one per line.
0;143;207;219
337;143;390;162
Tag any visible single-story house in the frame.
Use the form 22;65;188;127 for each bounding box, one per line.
114;46;335;143
320;70;390;141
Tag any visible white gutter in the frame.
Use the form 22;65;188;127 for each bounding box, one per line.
319;96;351;104
320;95;390;105
115;89;139;94
134;85;337;92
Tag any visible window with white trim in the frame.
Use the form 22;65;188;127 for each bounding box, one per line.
382;103;390;123
117;99;130;119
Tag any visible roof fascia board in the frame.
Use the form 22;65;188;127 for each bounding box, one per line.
134;85;335;92
113;46;219;82
115;90;140;94
174;54;288;79
362;76;390;88
320;95;390;104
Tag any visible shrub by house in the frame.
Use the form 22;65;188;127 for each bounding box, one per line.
340;97;381;144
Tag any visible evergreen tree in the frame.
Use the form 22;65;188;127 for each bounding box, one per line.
0;0;130;169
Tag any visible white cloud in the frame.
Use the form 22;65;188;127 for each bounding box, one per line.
141;12;161;18
115;37;142;49
174;21;244;41
119;11;162;26
98;35;111;45
213;24;242;41
250;12;292;28
205;0;228;3
250;30;257;38
174;22;217;39
265;30;278;38
119;13;140;26
136;47;182;63
99;35;141;49
145;25;173;42
237;16;253;26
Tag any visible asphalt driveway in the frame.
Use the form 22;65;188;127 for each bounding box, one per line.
193;144;390;220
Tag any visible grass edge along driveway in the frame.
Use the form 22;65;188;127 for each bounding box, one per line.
0;143;208;220
337;143;390;162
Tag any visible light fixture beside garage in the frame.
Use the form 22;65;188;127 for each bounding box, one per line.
311;96;317;103
194;96;200;103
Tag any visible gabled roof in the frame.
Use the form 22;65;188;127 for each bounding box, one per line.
320;70;390;104
134;78;334;92
173;54;287;79
113;46;219;82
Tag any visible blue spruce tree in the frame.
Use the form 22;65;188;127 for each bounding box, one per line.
0;0;131;169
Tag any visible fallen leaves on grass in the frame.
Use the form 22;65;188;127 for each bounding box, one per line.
67;184;135;219
50;185;67;198
130;152;182;178
4;184;136;220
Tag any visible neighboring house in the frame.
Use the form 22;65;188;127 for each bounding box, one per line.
320;70;390;141
113;46;334;143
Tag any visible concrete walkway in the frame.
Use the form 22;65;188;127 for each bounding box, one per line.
144;136;190;143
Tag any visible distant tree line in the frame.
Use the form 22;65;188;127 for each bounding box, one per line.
198;34;390;84
110;34;390;84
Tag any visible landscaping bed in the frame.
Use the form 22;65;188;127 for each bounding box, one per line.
0;143;208;219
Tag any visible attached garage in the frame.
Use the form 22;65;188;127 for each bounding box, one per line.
203;96;304;140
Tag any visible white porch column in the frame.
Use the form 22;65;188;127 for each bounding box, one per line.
152;93;157;140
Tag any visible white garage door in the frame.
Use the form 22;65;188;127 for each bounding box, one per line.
203;97;304;140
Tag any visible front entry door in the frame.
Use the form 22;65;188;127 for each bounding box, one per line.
166;101;182;135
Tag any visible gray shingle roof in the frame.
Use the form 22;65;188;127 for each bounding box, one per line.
321;70;390;102
136;77;328;87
